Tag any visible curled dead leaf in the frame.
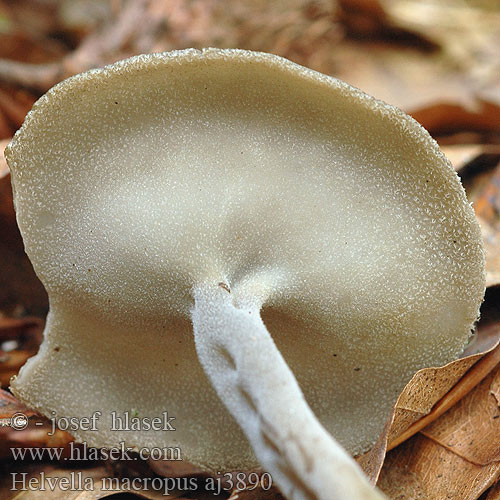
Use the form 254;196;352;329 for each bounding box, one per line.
388;342;500;450
357;323;500;483
372;326;500;499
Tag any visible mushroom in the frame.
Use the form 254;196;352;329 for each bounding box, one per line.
6;49;485;500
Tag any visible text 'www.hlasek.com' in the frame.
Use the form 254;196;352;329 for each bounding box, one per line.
3;410;273;496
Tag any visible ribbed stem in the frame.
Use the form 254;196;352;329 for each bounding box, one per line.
191;282;387;500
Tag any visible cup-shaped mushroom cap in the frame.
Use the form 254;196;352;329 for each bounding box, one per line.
7;48;485;470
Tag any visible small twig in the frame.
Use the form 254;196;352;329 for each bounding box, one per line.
66;0;150;74
387;342;500;451
0;60;62;92
0;0;153;92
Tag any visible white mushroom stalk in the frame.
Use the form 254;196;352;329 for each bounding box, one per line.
6;49;485;500
193;282;385;499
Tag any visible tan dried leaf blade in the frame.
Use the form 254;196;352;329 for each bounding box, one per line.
378;364;500;500
357;332;500;483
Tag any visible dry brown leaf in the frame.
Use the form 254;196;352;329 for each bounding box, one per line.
381;0;500;112
411;102;500;138
465;320;500;358
375;325;500;499
420;366;500;465
331;40;500;136
388;342;500;447
357;322;500;482
356;414;393;483
385;344;495;445
331;1;500;137
395;357;480;416
381;0;500;83
378;434;500;500
336;0;437;49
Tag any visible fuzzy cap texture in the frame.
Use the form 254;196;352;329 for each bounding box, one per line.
7;48;485;470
